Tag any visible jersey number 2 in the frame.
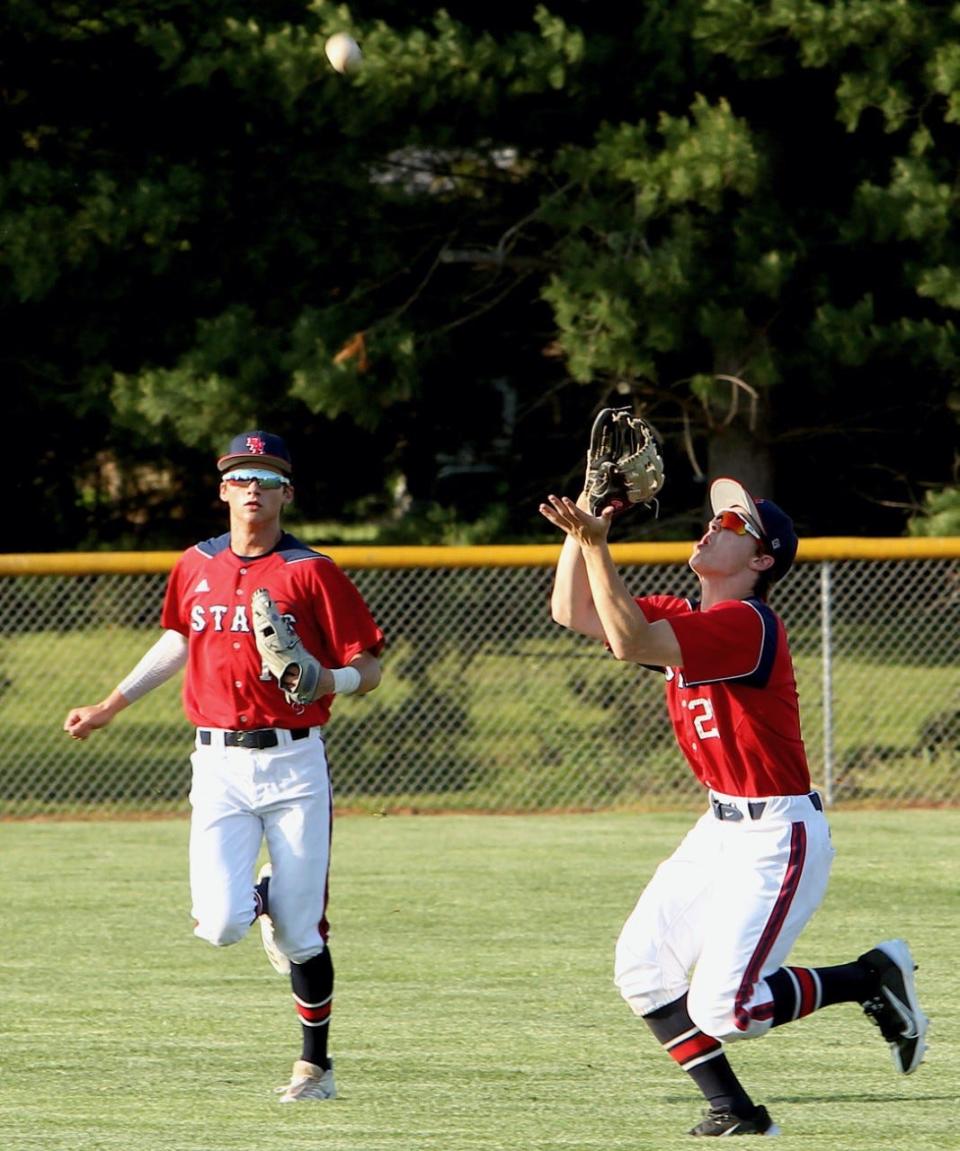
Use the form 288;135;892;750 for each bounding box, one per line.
688;698;720;740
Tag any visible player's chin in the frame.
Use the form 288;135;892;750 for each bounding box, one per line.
688;549;710;575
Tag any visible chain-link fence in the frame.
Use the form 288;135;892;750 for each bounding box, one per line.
1;543;957;817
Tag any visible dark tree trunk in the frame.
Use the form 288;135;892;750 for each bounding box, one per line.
705;421;774;510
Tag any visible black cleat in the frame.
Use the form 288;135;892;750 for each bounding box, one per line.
689;1104;780;1136
858;938;929;1074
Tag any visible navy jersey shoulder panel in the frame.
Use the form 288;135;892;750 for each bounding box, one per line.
275;532;333;564
194;532;232;558
192;532;331;563
737;598;779;689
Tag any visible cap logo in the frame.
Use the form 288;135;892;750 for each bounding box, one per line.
246;435;266;456
770;536;781;550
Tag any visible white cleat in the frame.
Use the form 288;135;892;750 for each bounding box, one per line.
256;863;291;976
275;1059;336;1102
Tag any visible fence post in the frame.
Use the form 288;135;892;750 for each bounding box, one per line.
820;561;835;806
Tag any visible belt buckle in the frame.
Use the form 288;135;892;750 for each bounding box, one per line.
713;799;743;822
234;730;248;746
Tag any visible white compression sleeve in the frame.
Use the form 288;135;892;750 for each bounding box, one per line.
117;629;188;703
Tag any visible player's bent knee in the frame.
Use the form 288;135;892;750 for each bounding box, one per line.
193;912;251;948
614;940;683;1016
272;922;325;965
687;983;773;1042
686;990;742;1044
621;990;659;1018
690;1010;741;1044
286;941;327;966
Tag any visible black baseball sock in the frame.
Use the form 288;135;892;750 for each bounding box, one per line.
644;994;754;1117
253;874;268;920
766;961;871;1027
290;946;334;1070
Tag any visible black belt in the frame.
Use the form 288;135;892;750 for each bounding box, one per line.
198;727;310;749
712;792;823;822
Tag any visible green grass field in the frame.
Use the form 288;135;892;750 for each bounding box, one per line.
3;811;957;1151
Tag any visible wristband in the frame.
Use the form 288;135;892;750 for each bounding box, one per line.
330;665;362;695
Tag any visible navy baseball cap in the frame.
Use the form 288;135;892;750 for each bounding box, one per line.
217;430;293;477
710;477;798;583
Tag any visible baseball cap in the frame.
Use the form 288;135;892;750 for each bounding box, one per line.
217;430;293;477
709;477;798;583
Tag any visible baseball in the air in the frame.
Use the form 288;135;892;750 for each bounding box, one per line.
325;33;362;74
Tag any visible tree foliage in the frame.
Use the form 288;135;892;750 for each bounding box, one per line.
3;0;958;548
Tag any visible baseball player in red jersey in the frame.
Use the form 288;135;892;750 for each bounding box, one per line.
64;430;384;1102
540;477;928;1137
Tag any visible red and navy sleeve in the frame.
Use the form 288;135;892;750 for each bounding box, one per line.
668;598;779;688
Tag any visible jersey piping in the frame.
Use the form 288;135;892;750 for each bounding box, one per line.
681;598;778;690
194;532;331;565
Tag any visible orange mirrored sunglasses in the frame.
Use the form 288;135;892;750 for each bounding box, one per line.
715;509;767;549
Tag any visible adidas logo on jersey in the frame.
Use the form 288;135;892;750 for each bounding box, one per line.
194;579;211;593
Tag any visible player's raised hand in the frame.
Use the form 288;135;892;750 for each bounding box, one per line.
539;493;614;547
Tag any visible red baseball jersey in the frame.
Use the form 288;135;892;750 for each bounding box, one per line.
161;532;385;729
637;594;811;798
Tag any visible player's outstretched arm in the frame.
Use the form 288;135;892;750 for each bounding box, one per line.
63;629;188;740
578;541;682;666
541;493;682;667
540;492;609;641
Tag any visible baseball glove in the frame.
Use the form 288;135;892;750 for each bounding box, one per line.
251;587;322;706
585;407;665;515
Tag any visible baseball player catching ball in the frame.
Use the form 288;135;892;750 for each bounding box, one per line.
64;430;384;1102
540;474;929;1136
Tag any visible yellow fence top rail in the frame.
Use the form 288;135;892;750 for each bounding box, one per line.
0;537;958;576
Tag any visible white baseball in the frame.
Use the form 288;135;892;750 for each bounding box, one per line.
325;33;362;74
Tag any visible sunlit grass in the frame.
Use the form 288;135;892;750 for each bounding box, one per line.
2;811;956;1150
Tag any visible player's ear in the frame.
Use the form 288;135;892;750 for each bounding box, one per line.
218;481;230;504
282;484;294;506
752;552;775;573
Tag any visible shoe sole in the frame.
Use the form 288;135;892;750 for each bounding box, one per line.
278;1085;336;1102
257;863;292;976
689;1111;781;1136
276;1063;336;1102
689;1121;780;1136
873;938;929;1074
260;913;292;975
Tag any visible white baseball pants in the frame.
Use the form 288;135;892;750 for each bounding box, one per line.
187;727;332;964
614;791;835;1042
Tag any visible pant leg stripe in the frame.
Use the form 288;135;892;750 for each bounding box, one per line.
733;821;808;1031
